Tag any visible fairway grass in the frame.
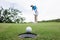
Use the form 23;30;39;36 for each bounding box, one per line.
0;22;60;40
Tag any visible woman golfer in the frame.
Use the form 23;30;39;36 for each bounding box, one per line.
30;5;38;23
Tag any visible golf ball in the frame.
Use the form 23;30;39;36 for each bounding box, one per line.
26;26;32;32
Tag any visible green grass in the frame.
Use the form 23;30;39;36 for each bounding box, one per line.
0;22;60;40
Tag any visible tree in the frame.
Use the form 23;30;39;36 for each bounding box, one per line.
0;7;25;23
8;8;22;23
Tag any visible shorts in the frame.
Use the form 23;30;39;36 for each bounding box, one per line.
34;9;38;15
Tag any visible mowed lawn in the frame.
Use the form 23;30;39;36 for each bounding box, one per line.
0;22;60;40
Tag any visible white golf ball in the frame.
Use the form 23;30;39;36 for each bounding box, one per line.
26;26;32;32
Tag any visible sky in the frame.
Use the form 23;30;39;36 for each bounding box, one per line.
0;0;60;22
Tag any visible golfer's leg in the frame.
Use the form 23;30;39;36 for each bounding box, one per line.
35;15;37;23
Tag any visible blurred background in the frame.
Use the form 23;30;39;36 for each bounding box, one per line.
0;0;60;23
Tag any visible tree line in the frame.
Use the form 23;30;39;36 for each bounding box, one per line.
38;19;60;23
